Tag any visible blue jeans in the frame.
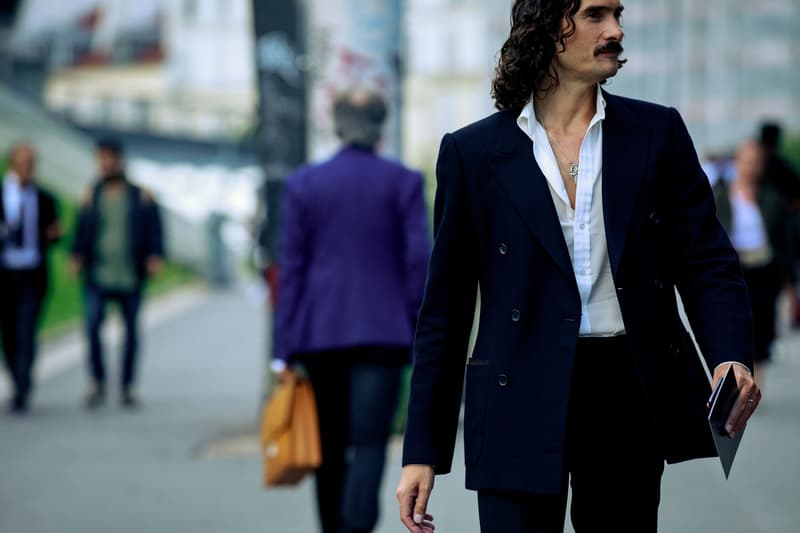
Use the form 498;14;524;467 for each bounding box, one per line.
85;285;142;387
300;348;406;533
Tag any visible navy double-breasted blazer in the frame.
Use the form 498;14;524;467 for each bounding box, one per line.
402;92;754;495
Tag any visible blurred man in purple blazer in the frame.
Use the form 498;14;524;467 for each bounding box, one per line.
273;88;431;533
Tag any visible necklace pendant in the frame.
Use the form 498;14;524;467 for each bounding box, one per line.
568;162;579;181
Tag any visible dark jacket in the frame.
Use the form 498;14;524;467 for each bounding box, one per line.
401;92;754;495
0;181;59;293
71;181;164;289
274;146;431;364
713;181;794;283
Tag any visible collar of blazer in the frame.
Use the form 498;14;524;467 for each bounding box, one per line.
490;90;652;282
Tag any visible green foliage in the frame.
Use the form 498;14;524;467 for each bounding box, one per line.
781;132;800;175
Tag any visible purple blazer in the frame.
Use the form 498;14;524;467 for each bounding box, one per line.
274;146;431;364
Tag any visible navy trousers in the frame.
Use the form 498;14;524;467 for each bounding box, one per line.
300;348;406;533
85;285;142;387
0;269;44;402
477;336;665;533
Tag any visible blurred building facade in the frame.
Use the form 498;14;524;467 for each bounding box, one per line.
403;0;509;168
19;0;258;141
403;0;800;165
305;0;404;159
3;0;262;273
612;0;800;155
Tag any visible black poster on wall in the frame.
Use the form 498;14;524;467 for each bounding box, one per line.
252;0;307;264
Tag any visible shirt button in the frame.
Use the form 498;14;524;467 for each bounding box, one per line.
580;224;585;230
511;309;521;322
497;374;509;387
499;243;508;255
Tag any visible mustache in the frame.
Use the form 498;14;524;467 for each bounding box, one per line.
595;41;624;56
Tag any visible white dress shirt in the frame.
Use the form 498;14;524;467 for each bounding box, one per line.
2;173;40;270
729;189;769;252
517;85;625;337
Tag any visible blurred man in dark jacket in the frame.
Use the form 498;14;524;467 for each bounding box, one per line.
0;143;60;413
71;139;164;409
273;89;431;533
759;123;800;327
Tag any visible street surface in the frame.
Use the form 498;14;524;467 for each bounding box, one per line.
0;286;798;533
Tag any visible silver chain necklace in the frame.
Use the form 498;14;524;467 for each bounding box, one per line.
538;118;579;182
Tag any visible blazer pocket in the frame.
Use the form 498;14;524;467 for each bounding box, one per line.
463;364;489;465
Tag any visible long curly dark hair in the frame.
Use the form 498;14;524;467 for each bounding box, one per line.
491;0;582;113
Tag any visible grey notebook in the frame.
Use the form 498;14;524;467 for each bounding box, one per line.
708;364;745;479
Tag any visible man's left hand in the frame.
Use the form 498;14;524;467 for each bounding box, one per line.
711;363;761;438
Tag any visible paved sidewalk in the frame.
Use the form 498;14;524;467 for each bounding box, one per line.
0;286;798;532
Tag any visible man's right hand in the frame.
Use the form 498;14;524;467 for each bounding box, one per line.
397;464;436;533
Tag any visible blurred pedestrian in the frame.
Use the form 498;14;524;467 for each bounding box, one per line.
396;1;760;532
759;123;800;328
273;89;430;533
759;123;800;205
714;140;793;387
70;139;164;409
0;143;60;414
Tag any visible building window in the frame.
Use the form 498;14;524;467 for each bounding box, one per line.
183;0;198;24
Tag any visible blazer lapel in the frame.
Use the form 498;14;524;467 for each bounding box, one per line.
602;93;651;276
491;112;576;285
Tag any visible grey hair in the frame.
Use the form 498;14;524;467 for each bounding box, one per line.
332;89;388;148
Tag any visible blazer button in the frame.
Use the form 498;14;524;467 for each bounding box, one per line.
499;243;508;255
649;211;661;225
511;309;521;322
497;374;509;387
654;279;664;289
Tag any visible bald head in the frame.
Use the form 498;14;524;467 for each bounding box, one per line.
7;143;36;186
332;88;388;149
734;139;764;186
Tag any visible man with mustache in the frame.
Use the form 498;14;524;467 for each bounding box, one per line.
396;1;760;532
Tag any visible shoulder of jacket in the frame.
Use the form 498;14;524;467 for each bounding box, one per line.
450;111;507;142
604;93;676;129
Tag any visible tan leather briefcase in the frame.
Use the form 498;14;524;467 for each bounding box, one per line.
261;375;322;486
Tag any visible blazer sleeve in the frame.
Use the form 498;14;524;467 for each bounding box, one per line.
398;170;432;327
666;108;754;371
71;195;92;258
273;175;310;364
402;133;479;474
144;195;165;259
41;191;60;246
